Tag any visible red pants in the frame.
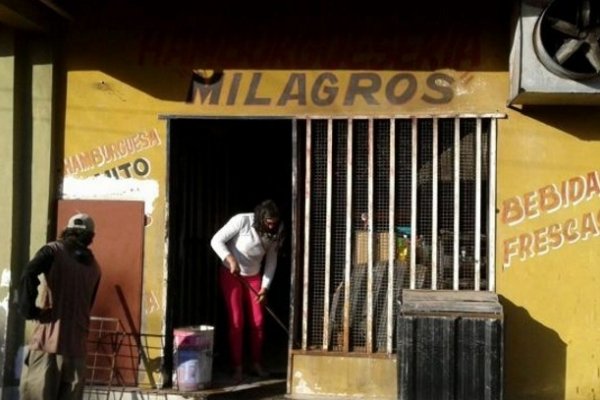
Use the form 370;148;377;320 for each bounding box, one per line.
219;268;264;368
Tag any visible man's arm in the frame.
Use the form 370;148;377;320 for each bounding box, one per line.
18;245;54;319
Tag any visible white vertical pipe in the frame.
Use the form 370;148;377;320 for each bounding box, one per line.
367;118;374;352
343;119;353;352
488;119;497;292
453;118;461;291
387;119;396;354
287;118;298;394
431;118;439;290
302;119;312;350
323;119;333;350
475;118;482;291
410;118;418;290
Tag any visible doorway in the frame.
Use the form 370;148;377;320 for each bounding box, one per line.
58;199;145;386
165;117;293;382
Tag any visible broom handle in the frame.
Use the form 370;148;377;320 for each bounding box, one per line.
234;273;290;337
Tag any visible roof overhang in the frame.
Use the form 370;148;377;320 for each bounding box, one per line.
0;0;71;32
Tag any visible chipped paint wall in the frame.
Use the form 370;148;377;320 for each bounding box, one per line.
61;78;168;345
52;3;600;399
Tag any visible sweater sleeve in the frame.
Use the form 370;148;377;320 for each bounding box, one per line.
210;214;243;261
261;242;279;290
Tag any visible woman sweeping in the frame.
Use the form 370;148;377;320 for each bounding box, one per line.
210;199;284;383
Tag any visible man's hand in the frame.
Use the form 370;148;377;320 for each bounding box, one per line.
225;255;240;275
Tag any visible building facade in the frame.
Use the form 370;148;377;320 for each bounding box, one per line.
2;0;600;399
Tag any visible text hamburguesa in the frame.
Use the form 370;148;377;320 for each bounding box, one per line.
63;129;162;177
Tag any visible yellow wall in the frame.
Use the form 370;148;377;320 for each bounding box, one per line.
63;71;168;337
0;27;15;278
62;7;600;399
291;354;397;399
497;107;600;399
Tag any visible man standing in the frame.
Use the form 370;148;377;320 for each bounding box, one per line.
18;213;102;400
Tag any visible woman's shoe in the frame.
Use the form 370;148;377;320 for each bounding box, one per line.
251;363;270;378
232;366;243;384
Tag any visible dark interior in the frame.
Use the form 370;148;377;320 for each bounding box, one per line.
166;118;293;382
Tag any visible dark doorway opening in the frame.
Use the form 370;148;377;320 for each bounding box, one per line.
165;118;292;384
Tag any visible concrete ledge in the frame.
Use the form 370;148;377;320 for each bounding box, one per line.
290;354;397;399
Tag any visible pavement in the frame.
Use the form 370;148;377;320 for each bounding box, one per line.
83;371;288;399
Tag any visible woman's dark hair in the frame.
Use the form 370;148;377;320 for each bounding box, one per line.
253;199;284;242
253;200;280;231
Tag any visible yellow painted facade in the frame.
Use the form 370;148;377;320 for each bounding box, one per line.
4;1;600;398
62;66;510;380
60;14;600;396
497;108;600;399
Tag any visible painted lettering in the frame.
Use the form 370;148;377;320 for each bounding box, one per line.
64;129;162;176
501;195;600;268
533;227;549;255
501;196;524;226
94;158;151;180
137;27;483;70
523;191;539;219
503;236;519;268
188;70;459;108
422;73;454;104
385;73;417;105
547;223;563;249
580;212;599;240
91;149;104;165
245;73;270;105
343;73;381;106
190;76;223;105
518;233;534;261
227;72;242;105
277;73;307;106
586;171;600;200
539;184;561;213
311;73;338;106
133;157;150;176
568;176;586;206
500;170;600;228
454;32;481;69
138;30;163;66
502;209;600;268
564;218;579;243
118;163;133;178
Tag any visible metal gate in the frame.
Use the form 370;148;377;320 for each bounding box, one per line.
292;115;500;355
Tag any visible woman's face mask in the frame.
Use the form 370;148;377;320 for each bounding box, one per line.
263;218;280;235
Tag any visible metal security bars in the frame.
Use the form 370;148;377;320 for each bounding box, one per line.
294;116;499;355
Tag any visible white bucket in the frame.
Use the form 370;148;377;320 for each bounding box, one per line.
173;325;214;391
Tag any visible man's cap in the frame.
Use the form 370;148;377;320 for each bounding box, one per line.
67;213;95;232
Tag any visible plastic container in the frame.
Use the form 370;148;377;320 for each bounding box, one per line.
173;325;214;391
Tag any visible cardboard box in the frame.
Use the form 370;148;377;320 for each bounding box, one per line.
353;231;393;265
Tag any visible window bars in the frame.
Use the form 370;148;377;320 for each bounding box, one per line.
295;116;498;355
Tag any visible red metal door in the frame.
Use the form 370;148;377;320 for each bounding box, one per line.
57;199;145;386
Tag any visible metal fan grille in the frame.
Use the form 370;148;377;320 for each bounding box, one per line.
534;0;600;80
